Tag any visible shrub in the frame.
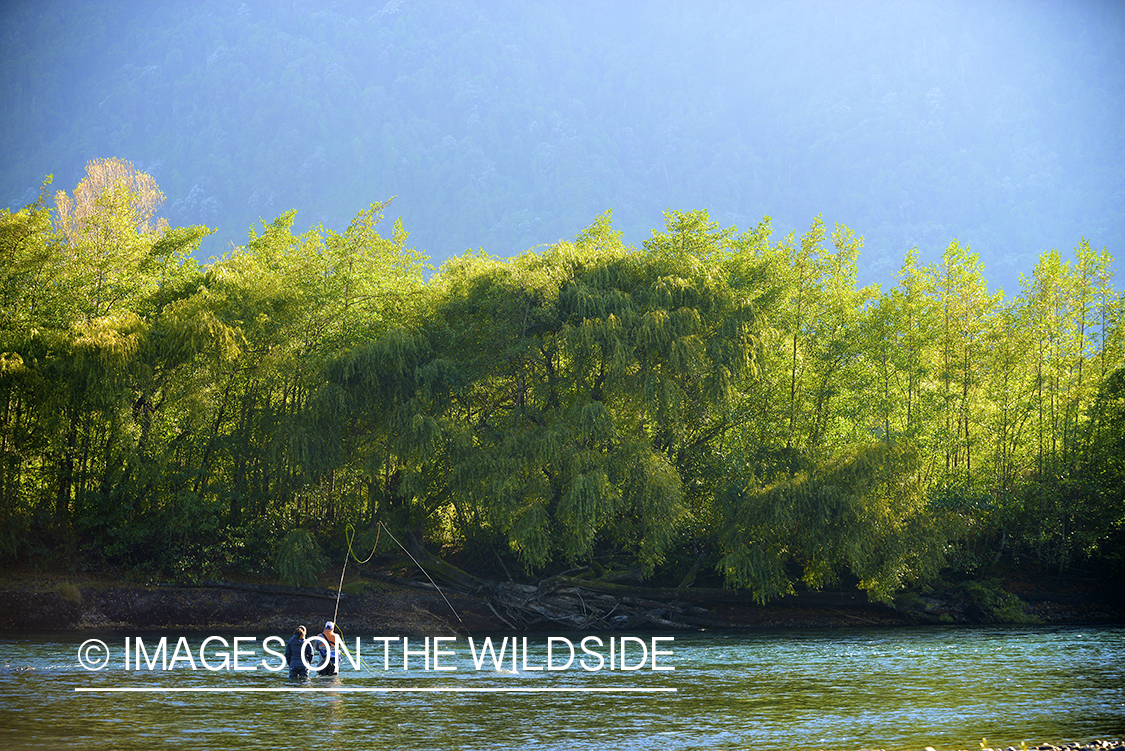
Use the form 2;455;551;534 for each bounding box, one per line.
273;529;328;587
962;578;1039;624
52;581;83;604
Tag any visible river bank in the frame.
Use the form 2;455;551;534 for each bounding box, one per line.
1;564;1121;633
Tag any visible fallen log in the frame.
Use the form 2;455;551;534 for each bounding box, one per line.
401;544;747;630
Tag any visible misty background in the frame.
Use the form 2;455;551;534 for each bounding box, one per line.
2;0;1122;292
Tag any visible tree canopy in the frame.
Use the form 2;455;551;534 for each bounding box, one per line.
1;162;1121;599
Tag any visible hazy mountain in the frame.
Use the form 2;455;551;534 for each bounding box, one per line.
3;0;1122;292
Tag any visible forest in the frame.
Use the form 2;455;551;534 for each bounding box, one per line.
1;159;1122;604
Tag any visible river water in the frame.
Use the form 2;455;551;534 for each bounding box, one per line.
1;625;1122;750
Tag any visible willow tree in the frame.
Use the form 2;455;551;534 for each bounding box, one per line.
189;202;425;531
717;440;948;602
307;210;775;575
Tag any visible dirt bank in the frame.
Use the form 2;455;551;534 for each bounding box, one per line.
0;573;496;634
1;566;1120;634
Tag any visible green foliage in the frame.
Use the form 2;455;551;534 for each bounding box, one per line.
341;580;377;596
0;161;1120;605
273;529;328;588
51;581;83;604
961;579;1038;624
307;209;775;576
718;441;949;603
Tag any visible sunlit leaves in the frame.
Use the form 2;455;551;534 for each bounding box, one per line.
309;209;769;573
718;441;945;602
53;158;173;319
3;160;1121;593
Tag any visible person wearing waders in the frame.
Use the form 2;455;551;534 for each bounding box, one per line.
285;625;314;680
319;621;340;676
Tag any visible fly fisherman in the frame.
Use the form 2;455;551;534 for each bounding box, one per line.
318;620;340;675
285;625;314;680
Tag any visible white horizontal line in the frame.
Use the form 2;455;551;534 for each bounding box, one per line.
75;686;676;694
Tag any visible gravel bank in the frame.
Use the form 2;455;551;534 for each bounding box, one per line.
920;742;1125;751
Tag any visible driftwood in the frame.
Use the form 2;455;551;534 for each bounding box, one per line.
392;544;897;631
398;545;755;630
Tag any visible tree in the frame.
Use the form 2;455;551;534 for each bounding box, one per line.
717;440;947;603
0;180;55;554
53;158;170;319
861;249;939;446
307;210;775;575
932;240;999;490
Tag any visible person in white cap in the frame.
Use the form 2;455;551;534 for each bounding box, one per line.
318;620;340;675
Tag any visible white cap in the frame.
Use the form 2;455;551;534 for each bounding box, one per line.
325;621;334;630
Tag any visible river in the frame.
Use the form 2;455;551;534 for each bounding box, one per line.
1;625;1122;750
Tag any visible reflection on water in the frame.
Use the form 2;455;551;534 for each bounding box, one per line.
0;626;1122;750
